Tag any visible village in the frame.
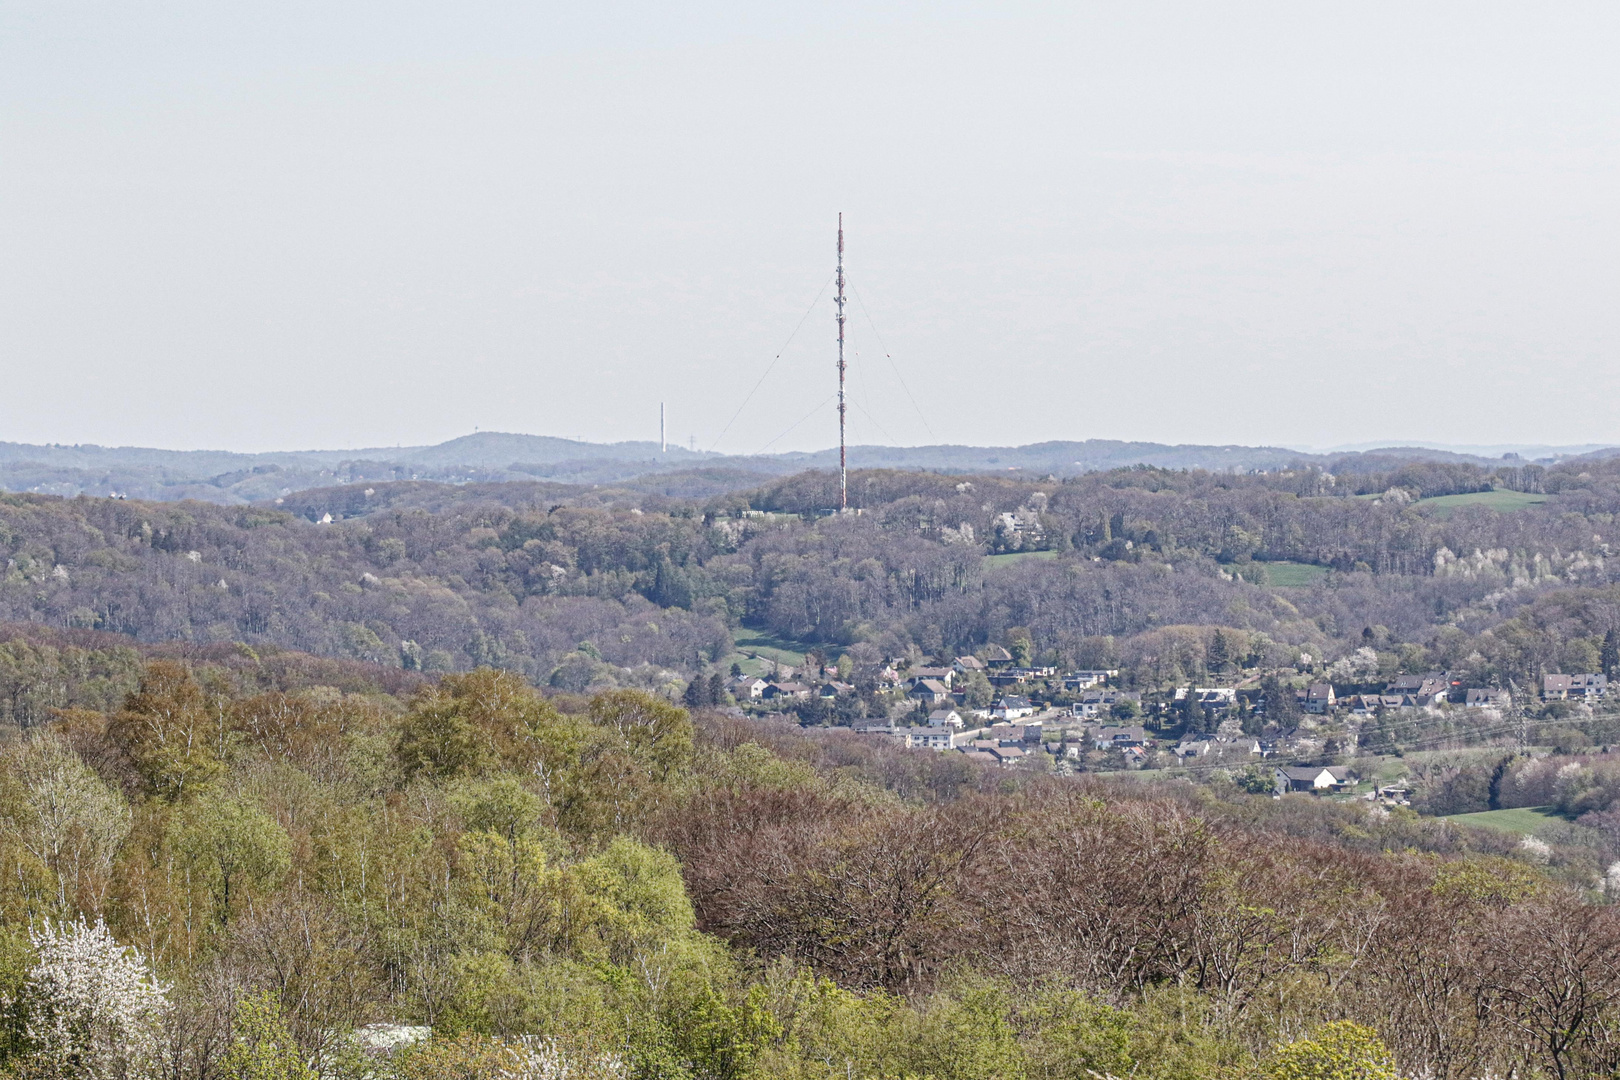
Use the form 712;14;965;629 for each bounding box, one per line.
723;644;1611;799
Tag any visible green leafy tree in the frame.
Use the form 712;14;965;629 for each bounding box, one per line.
171;791;291;927
587;691;694;782
1266;1021;1396;1080
1007;630;1034;668
109;662;224;801
682;674;713;709
1207;629;1232;674
217;992;315;1080
961;671;994;709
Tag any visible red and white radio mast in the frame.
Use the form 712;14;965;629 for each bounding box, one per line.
835;213;847;510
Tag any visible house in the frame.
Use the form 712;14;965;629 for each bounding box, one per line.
852;724;911;745
1544;673;1608;701
914;728;957;751
928;708;964;729
988;745;1027;765
1093;725;1148;749
1386;673;1450;706
762;682;811;701
1303;683;1336;714
1274;765;1354;794
953;656;987;674
1216;737;1264;756
1176;738;1214;758
982;644;1015;668
1063;669;1118;691
991;695;1036;720
989;721;1042;744
1345;693;1395;716
909;679;952;706
989;669;1033;687
1073;690;1140;718
730;676;768;700
959;749;999;766
1175;687;1236;706
908;666;956;688
1465;688;1511;708
818;681;854;700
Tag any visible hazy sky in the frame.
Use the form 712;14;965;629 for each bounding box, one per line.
3;2;1619;454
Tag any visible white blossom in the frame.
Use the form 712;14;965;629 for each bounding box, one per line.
501;1036;627;1080
13;917;169;1080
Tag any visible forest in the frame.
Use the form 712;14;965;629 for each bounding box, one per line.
8;456;1620;1076
4;455;1620;697
1;644;1618;1080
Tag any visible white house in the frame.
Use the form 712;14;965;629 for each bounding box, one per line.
1274;765;1354;794
991;696;1036;720
927;708;964;729
730;677;768;700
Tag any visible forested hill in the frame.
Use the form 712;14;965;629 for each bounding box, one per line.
2;430;1613;505
3;454;1620;695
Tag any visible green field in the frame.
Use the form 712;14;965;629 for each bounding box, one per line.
1439;805;1569;835
1261;561;1330;587
1416;490;1550;516
984;550;1059;569
729;627;830;673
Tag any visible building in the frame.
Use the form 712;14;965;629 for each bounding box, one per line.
1274;765;1354;794
1386;673;1451;706
988;744;1027;765
989;721;1042;744
991;695;1036;720
1062;670;1116;691
1073;690;1140;718
762;682;811;701
1175;687;1236;706
1544;673;1608;701
927;708;964;728
729;676;768;700
909;679;952;706
1303;683;1336;714
1465;688;1511;708
982;644;1015;668
1176;738;1214;758
852;724;911;745
989;696;1034;720
953;656;987;674
1093;725;1148;749
908;666;956;688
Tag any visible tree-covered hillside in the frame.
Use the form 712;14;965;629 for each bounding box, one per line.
1;647;1617;1079
5;456;1620;693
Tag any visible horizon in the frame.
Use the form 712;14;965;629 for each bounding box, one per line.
5;3;1620;454
1;428;1612;462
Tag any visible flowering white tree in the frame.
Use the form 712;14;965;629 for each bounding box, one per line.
10;917;168;1080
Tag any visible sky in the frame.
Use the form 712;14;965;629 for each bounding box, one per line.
3;2;1619;455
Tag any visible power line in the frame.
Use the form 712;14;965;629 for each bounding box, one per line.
850;283;936;442
709;273;835;453
847;386;893;444
755;393;837;456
